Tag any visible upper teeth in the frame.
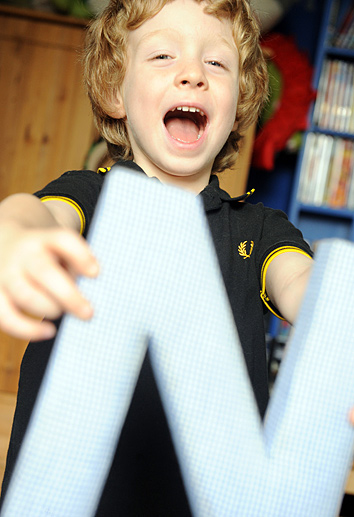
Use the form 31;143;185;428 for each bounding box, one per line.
171;106;205;117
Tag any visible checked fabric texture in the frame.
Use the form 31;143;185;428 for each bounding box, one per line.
2;165;354;516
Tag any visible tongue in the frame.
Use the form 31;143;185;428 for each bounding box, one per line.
165;117;199;143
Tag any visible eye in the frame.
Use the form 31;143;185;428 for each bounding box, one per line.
207;60;224;68
154;54;172;60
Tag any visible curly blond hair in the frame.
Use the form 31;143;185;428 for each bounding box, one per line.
83;0;268;173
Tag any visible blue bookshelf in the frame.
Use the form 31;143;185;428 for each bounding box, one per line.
268;2;354;501
289;0;354;246
268;0;354;364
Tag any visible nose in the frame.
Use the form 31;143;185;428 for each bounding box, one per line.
174;59;209;90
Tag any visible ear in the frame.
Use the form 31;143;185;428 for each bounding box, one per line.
232;119;238;132
105;90;126;119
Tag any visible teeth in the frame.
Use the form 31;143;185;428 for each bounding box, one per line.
174;135;202;143
171;106;205;117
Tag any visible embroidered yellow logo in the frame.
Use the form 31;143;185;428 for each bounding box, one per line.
238;240;254;259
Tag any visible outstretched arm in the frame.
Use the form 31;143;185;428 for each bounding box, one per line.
266;251;354;425
0;193;98;341
265;251;313;326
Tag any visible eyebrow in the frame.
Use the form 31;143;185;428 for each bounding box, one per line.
216;36;238;54
136;28;238;55
135;29;174;49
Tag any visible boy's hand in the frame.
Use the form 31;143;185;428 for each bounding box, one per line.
349;409;354;426
0;223;99;341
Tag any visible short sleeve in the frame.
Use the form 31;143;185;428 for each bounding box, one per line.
255;206;313;318
34;169;107;237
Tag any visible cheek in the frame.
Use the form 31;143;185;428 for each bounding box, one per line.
220;100;238;135
123;85;145;127
126;76;159;118
225;91;238;132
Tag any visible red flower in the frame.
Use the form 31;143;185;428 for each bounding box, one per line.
252;33;316;170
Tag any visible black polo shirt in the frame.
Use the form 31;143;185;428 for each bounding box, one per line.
1;161;312;516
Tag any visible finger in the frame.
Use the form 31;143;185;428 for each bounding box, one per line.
349;408;354;426
44;230;99;277
26;253;94;320
0;290;57;341
4;274;63;321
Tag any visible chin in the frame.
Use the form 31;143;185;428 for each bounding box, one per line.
160;155;214;177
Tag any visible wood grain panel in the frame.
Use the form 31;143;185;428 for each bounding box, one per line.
0;7;96;392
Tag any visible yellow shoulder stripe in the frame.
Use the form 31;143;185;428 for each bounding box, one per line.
260;246;313;320
40;196;86;235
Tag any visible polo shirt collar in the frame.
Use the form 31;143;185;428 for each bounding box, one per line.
114;161;251;212
201;174;253;212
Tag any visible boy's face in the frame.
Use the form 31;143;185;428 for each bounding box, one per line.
115;0;239;189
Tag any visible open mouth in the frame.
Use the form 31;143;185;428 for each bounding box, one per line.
164;106;207;144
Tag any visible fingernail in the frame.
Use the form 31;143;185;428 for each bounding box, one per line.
81;302;94;318
87;261;99;277
42;325;57;340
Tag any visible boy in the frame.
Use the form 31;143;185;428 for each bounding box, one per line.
0;0;318;514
